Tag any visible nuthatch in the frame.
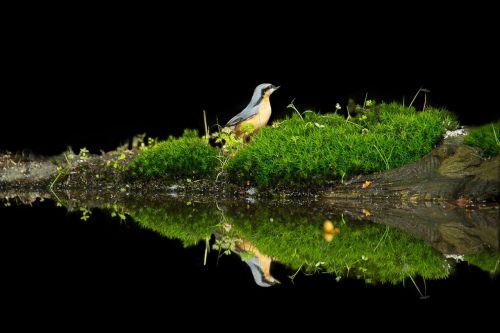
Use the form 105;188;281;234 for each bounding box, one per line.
226;83;279;137
235;239;280;287
243;256;280;287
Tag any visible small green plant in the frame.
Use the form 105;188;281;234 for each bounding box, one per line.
80;207;91;221
287;100;304;120
365;99;375;107
50;148;77;190
464;121;500;157
142;137;159;150
212;236;236;256
108;204;127;222
211;127;244;180
212;127;244;155
78;147;90;160
240;123;255;135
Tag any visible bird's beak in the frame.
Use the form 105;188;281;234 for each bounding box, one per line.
272;86;280;92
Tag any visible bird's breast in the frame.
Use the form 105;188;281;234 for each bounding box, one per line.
255;97;272;127
235;97;272;135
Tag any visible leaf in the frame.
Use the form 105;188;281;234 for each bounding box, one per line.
362;180;372;188
362;208;372;217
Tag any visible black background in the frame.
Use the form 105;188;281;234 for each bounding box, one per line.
2;5;498;155
1;4;499;317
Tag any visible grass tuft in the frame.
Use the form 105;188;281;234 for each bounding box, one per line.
129;129;218;179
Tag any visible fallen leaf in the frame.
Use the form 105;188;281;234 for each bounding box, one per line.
323;220;334;233
362;180;372;188
324;233;334;242
323;220;341;241
455;197;472;207
362;208;372;217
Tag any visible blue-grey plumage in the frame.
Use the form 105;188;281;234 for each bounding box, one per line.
226;83;279;136
244;256;280;287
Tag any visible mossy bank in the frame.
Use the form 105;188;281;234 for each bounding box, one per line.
1;102;498;202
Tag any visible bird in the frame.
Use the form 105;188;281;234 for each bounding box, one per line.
225;83;279;137
234;239;280;287
244;256;280;287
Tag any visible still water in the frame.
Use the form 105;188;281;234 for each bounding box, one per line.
1;190;498;303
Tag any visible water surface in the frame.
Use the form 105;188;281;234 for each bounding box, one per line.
1;190;498;303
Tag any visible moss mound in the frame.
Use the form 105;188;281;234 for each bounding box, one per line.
129;129;217;179
228;103;453;186
464;121;500;158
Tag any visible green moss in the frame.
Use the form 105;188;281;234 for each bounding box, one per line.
128;202;219;246
229;209;449;284
129;129;218;179
125;103;455;185
464;121;500;157
465;248;500;275
227;103;451;186
123;200;450;284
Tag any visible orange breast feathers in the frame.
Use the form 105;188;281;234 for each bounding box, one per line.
235;96;272;135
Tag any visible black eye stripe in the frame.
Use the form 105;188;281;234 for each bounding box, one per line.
261;85;272;95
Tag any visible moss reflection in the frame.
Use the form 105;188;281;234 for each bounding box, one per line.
465;249;500;276
122;201;451;284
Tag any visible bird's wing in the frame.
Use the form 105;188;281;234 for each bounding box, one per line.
226;104;259;127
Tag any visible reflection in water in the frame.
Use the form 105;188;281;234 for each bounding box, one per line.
1;190;499;288
234;239;280;287
212;215;279;287
124;199;455;285
323;220;341;242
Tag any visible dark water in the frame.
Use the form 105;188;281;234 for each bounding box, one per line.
1;193;498;306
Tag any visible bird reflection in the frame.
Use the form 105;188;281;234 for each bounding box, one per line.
234;239;280;287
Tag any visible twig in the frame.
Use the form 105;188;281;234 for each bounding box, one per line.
203;236;209;266
287;99;303;120
409;87;422;108
409;87;430;111
203;110;209;142
409;275;428;299
49;171;63;191
374;226;390;251
423;91;427;111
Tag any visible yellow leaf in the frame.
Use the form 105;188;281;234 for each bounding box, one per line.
362;180;372;188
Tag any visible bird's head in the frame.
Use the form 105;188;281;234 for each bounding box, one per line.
250;83;279;103
256;83;279;97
